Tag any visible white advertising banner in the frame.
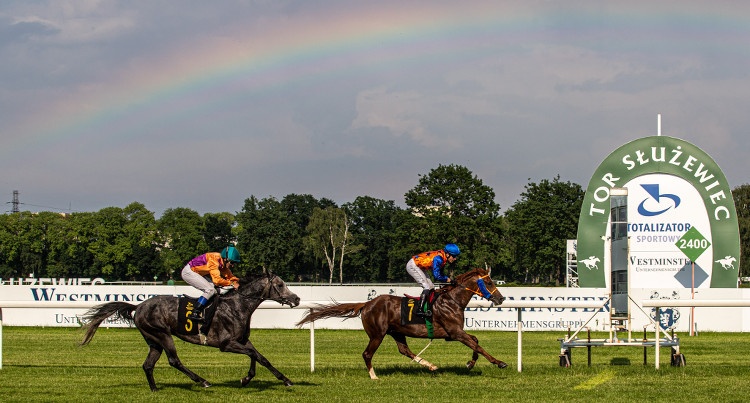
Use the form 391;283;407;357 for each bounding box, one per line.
2;284;749;331
626;174;713;288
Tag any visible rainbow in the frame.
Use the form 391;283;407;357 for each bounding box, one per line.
5;3;745;160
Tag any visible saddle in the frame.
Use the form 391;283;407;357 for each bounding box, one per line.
400;290;439;324
177;295;219;336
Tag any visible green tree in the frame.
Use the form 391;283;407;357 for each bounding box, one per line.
236;196;298;279
733;184;750;278
40;212;75;279
46;212;94;279
202;212;236;252
401;164;507;277
88;207;132;280
343;196;404;282
121;203;161;280
305;206;359;284
0;212;61;279
67;212;99;278
0;212;23;278
505;175;584;284
158;207;205;279
280;194;337;281
82;203;161;281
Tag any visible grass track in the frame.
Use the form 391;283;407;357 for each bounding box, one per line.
1;327;749;402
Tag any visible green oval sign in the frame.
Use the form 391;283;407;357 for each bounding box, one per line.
576;135;740;288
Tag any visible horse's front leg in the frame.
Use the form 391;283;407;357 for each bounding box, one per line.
221;340;293;387
241;355;257;387
146;333;211;390
451;330;508;369
466;334;480;370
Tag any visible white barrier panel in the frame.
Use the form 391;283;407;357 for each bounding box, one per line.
0;298;606;372
4;284;750;332
0;285;613;330
3;284;750;332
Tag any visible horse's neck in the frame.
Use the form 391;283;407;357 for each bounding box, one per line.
220;291;264;313
443;283;475;307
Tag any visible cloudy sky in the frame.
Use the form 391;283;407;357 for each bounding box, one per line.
2;1;749;216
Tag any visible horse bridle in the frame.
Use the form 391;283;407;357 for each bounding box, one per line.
236;274;277;301
260;273;294;306
462;274;496;300
260;274;276;299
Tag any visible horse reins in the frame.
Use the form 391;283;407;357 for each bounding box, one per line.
237;274;275;300
463;274;495;299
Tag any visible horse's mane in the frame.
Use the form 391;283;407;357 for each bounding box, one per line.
232;271;277;298
454;267;487;283
239;272;270;284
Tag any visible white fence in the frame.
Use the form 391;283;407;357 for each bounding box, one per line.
641;299;750;369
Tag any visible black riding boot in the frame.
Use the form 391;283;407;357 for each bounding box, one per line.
418;289;432;318
187;304;205;322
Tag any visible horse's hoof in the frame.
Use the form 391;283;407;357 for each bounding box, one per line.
284;379;293;387
241;376;252;387
497;361;508;369
466;360;476;370
201;380;212;388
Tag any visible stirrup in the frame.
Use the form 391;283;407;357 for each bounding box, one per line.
188;312;204;322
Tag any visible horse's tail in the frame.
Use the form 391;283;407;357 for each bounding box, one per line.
80;301;137;346
296;301;367;326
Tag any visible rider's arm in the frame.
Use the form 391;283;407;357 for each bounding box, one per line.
431;256;449;282
206;254;233;286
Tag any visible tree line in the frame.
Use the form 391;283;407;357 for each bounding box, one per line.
2;164;748;284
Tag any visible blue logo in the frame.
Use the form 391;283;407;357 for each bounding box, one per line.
637;184;680;216
650;307;681;331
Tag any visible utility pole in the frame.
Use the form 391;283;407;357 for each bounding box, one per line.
11;190;19;213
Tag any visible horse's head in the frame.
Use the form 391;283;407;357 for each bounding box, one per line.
238;271;300;308
454;267;505;306
265;271;301;308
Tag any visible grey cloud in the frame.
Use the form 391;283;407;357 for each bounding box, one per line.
0;17;59;46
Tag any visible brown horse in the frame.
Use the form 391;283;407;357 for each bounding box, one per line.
80;271;300;391
296;267;507;379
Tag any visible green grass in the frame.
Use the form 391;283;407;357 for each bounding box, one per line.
1;327;750;402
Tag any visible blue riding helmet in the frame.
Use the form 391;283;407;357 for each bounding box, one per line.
221;246;241;263
444;243;460;257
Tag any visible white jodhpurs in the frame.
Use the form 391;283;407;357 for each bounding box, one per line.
180;264;217;300
406;258;433;290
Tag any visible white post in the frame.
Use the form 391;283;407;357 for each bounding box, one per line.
0;308;3;369
627;235;632;342
654;306;660;369
310;321;315;372
690;262;695;336
517;308;523;372
657;114;662;136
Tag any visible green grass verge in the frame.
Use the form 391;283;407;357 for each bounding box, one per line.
1;327;749;402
